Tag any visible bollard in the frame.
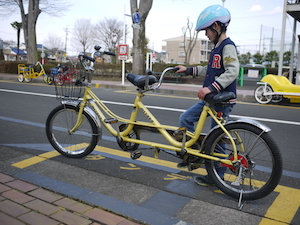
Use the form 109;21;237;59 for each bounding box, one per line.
261;68;267;78
238;67;244;86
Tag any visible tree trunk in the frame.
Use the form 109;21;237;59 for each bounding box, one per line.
130;0;152;75
17;29;20;61
19;0;41;64
27;0;41;63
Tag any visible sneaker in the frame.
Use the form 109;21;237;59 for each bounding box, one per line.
177;160;204;169
194;175;215;186
177;162;189;168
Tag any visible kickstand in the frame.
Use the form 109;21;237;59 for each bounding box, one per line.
238;189;245;210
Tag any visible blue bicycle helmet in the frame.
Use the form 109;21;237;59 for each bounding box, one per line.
196;5;231;31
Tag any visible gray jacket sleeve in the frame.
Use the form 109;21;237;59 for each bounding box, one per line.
186;44;239;90
215;44;239;89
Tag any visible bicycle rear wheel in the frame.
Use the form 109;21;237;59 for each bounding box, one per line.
46;104;101;158
204;122;282;200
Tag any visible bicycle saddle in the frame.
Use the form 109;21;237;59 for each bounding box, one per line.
126;73;158;90
204;92;236;105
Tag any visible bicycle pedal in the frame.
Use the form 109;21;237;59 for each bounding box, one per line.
188;163;203;171
131;151;142;160
104;118;118;124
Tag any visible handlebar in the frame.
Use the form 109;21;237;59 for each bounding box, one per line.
150;67;180;90
78;46;115;71
103;51;115;56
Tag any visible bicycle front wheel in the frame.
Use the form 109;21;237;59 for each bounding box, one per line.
204;122;282;200
46;104;101;158
254;85;272;104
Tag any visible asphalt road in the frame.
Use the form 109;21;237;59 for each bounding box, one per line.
1;80;300;225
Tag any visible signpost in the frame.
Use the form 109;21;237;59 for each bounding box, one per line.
132;13;140;24
132;12;140;29
118;44;129;85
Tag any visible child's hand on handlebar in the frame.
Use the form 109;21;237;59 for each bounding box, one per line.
175;65;186;73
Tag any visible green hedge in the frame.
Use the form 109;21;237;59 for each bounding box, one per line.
2;60;286;77
0;60;57;74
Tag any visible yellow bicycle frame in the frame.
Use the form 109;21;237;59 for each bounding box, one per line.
71;85;239;166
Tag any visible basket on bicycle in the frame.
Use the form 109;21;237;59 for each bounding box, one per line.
54;67;85;100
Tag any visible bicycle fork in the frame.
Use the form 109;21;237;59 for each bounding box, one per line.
68;102;86;134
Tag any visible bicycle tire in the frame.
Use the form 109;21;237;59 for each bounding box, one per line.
18;74;24;82
46;104;101;158
204;122;282;200
254;85;272;104
44;75;53;85
23;72;32;83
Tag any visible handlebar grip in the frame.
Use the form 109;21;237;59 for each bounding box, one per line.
172;67;179;71
82;55;95;62
104;51;116;56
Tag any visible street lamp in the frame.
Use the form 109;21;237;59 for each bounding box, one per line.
222;0;225;7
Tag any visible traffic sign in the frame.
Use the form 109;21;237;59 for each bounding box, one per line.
132;13;140;24
119;55;128;60
132;24;140;29
118;44;128;56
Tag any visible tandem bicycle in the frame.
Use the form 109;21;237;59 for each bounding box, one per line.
45;46;283;205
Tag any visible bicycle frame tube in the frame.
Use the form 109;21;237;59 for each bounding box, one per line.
205;106;239;162
79;87;235;166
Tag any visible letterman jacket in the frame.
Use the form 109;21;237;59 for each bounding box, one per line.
185;37;239;103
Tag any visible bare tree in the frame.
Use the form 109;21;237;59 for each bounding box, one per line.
182;17;198;64
0;0;71;64
71;18;94;53
94;18;124;53
45;34;63;53
130;0;153;74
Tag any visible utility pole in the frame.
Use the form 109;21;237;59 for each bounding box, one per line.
222;0;225;7
64;27;69;54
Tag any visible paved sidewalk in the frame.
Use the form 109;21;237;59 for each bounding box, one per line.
0;172;142;225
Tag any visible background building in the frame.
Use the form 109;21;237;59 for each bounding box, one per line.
161;36;213;65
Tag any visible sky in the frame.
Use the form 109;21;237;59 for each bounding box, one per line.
0;0;297;56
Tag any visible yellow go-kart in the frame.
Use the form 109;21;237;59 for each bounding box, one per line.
254;74;300;104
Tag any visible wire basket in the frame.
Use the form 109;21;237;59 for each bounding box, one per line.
54;68;86;101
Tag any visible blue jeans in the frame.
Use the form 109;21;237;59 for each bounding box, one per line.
179;100;233;178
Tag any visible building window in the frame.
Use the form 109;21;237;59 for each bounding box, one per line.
178;52;185;57
179;41;184;47
201;40;206;45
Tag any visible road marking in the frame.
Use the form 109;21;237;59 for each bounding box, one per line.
1;88;300;125
10;144;300;224
12;151;60;168
85;155;106;160
259;185;300;225
120;163;141;170
164;173;192;180
0;88;55;98
2;114;300;179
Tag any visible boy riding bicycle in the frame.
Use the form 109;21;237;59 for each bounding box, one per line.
175;4;240;186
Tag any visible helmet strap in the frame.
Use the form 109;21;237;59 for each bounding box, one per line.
209;22;226;45
209;26;221;45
